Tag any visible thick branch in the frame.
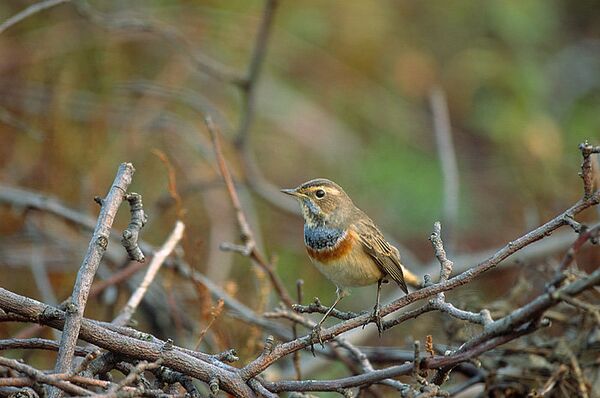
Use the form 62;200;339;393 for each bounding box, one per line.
52;163;135;394
0;288;257;397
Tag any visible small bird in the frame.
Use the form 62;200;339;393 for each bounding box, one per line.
282;178;418;336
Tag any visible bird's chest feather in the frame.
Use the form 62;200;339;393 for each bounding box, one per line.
304;225;382;287
304;225;346;250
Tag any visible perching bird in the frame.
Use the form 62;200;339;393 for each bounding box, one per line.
282;178;418;336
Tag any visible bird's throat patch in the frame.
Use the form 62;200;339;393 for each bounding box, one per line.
305;227;354;263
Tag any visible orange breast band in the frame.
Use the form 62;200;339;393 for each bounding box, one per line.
306;230;355;263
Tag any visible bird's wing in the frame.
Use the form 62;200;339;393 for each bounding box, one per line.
354;218;408;294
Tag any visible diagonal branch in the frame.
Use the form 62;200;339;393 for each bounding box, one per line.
0;0;71;35
113;221;185;327
240;188;600;379
205;115;294;307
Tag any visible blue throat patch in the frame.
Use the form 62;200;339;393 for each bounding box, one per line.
304;225;345;250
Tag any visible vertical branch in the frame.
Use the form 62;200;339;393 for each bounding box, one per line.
51;163;135;397
235;0;280;149
429;87;460;254
579;142;600;199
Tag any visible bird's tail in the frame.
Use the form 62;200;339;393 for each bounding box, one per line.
400;264;420;289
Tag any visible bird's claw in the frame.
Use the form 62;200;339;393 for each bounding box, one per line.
310;324;325;348
372;305;383;336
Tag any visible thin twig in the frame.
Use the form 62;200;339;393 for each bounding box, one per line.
113;221;185;326
205;115;294;307
0;338;91;356
579;142;600;198
235;0;280;148
194;299;225;350
0;357;92;396
0;0;70;35
121;193;147;262
429;87;460;253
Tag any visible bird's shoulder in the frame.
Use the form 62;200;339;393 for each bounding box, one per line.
350;209;408;292
351;211;400;261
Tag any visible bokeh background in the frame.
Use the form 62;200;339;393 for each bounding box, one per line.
1;0;599;395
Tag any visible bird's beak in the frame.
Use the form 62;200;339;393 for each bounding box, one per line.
281;188;300;197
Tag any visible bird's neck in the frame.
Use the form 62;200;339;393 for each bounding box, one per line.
304;224;347;250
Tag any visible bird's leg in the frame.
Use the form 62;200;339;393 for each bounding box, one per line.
371;279;384;335
311;287;348;346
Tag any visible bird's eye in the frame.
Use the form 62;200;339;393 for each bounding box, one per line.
315;189;326;199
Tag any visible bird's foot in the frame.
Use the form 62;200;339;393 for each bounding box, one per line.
310;323;325;348
372;305;383;336
361;307;383;335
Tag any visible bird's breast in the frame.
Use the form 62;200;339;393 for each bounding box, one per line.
304;226;383;287
305;226;353;263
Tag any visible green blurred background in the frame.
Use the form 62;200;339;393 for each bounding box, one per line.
0;0;599;392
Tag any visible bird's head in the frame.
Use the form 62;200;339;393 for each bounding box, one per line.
281;178;354;227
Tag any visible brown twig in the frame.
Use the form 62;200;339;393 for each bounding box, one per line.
51;162;135;397
0;288;258;397
0;338;91;357
0;357;92;396
194;299;225;350
234;0;280;148
205;115;294;307
579;142;600;198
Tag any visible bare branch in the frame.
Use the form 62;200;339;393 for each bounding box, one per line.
235;0;280;148
0;288;258;397
113;221;185;327
205;115;294;307
579;141;600;198
0;357;92;396
429;222;493;326
51;162;135;396
121;193;148;262
430;87;460;253
0;0;70;35
0;338;91;357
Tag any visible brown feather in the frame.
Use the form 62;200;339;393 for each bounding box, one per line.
353;216;408;294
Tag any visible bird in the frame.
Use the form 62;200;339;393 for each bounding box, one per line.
281;178;418;337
